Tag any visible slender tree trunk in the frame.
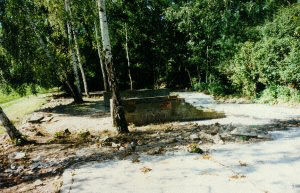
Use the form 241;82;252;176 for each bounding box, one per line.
98;0;129;133
206;45;209;83
185;67;193;88
72;29;90;97
65;0;82;102
0;107;29;145
124;24;133;90
68;3;90;98
31;18;83;103
94;21;109;92
196;65;201;83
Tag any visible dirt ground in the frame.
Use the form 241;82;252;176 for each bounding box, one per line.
1;92;300;193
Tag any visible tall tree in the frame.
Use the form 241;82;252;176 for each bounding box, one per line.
68;1;90;97
124;23;133;90
94;20;109;92
97;0;129;133
64;0;83;102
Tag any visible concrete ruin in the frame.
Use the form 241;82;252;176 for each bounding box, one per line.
111;95;225;126
104;89;170;107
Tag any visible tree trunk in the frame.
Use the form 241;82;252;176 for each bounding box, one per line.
94;21;109;92
0;107;29;145
206;45;209;83
124;24;133;90
185;67;193;88
72;29;90;97
65;0;82;101
68;3;90;98
31;18;83;103
98;0;129;133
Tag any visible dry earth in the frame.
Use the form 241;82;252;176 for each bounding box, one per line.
0;92;300;193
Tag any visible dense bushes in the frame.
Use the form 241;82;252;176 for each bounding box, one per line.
257;85;300;104
228;4;300;101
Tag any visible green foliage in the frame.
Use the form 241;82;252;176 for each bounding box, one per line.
229;4;300;100
192;79;225;96
257;85;300;104
0;0;299;103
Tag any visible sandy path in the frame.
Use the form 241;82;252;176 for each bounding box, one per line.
60;92;300;193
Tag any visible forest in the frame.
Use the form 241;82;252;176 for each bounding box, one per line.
0;0;299;102
0;0;300;192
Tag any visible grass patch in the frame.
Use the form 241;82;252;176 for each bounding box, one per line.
0;93;50;134
0;92;21;105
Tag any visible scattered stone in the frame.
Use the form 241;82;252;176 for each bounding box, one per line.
187;144;204;154
137;140;144;146
131;155;140;163
41;116;54;123
100;136;110;142
10;163;17;170
147;147;164;155
128;142;137;151
190;134;200;141
205;123;220;135
213;134;224;144
111;142;120;148
230;127;258;137
257;133;272;139
239;161;248;167
28;113;44;123
33;179;43;186
161;138;177;144
30;163;40;170
32;155;43;162
198;131;214;142
35;131;45;137
8;152;26;160
64;129;71;136
119;146;126;151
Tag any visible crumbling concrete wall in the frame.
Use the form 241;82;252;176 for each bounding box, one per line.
111;96;225;126
104;89;170;107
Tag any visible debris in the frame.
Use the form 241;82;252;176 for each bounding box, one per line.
202;154;212;160
8;152;26;160
35;131;45;137
111;142;120;148
189;134;200;141
41;116;54;123
187;144;204;154
131;155;140;163
140;166;152;173
33;179;43;186
213;134;224;144
147;147;164;155
230;127;259;137
230;174;246;179
239;161;248;167
28;113;44;123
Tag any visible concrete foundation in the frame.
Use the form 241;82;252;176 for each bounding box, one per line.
111;96;225;126
104;89;170;107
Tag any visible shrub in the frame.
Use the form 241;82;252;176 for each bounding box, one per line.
257;85;300;104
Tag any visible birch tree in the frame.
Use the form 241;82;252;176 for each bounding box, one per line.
0;107;29;145
68;1;90;97
94;21;109;92
97;0;128;133
124;23;133;90
65;0;83;102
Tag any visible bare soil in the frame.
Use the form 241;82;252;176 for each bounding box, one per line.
1;93;300;193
